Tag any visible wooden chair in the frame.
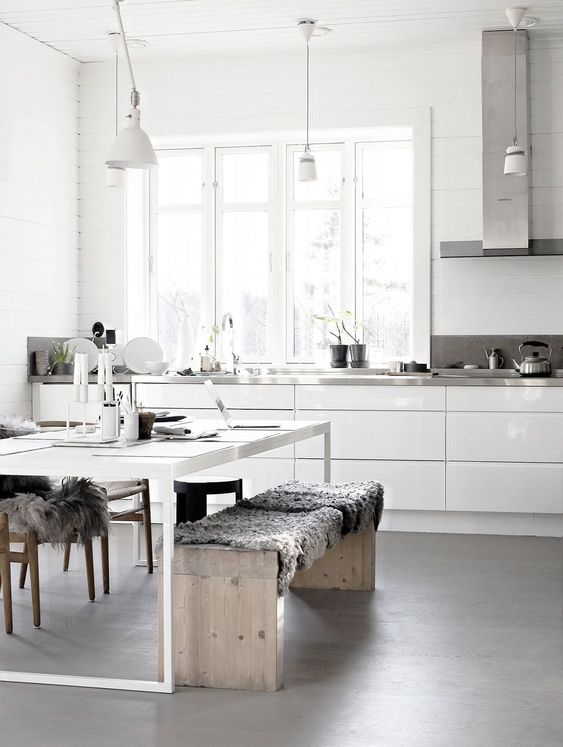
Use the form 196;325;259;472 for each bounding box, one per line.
63;480;153;595
0;512;40;634
18;530;99;604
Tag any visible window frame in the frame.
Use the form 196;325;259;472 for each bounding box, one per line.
135;113;430;366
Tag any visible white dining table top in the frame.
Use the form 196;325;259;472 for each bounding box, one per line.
0;420;330;480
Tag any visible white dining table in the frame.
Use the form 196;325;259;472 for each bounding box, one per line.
0;419;330;694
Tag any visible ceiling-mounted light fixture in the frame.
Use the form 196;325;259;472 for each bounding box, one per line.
297;18;325;182
106;0;157;173
504;7;527;176
106;32;126;187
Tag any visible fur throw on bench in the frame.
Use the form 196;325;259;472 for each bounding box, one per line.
0;414;110;545
240;480;384;534
173;505;343;595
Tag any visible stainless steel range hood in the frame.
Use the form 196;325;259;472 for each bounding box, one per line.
440;30;563;258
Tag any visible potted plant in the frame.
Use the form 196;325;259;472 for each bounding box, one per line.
50;341;75;375
346;320;369;369
313;307;352;368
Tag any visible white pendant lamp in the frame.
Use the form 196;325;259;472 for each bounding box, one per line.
106;0;157;172
504;7;527;176
297;19;317;182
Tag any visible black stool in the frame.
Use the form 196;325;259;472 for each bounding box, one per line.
174;476;244;523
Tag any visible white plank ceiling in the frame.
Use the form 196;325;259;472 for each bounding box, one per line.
1;0;563;63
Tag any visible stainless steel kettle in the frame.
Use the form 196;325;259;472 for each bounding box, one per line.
512;341;552;377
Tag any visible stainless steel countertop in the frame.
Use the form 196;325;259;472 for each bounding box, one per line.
129;370;563;386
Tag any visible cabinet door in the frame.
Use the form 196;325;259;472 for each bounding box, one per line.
295;410;445;460
32;384;131;422
447;412;563;462
194;457;295;498
296;385;445;411
447;462;563;513
447;386;563;413
134;383;294;410
296;459;445;510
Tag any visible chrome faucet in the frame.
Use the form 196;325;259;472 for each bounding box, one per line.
221;312;240;374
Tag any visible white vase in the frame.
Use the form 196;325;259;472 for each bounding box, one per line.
176;317;196;369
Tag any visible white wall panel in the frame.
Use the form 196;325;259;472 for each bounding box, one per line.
0;24;79;416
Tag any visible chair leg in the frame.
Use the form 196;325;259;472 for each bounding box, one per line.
63;541;71;572
0;513;13;634
27;532;40;628
141;481;154;574
101;535;110;594
84;540;95;602
19;544;28;589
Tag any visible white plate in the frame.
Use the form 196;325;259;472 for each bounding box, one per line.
66;337;99;372
123;337;163;374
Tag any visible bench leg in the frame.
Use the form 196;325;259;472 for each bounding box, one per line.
291;526;376;591
159;548;283;691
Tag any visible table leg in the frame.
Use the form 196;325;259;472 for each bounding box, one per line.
323;428;331;483
158;476;175;693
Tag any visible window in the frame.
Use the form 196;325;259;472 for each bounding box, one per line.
129;123;429;365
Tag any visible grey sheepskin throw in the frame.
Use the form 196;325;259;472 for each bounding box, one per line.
0;415;52;498
240;480;384;534
0;478;109;546
172;505;343;595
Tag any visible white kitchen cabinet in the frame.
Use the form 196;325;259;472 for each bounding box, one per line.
447;386;563;413
447;412;563;463
32;383;131;422
296;459;445;510
447;462;563;513
134;383;294;410
296;384;445;411
193;457;294;498
295;409;445;460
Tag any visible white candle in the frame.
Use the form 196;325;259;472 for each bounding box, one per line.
97;352;105;401
79;354;89;403
72;352;80;401
104;352;113;401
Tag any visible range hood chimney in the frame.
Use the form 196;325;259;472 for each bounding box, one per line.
440;30;563;258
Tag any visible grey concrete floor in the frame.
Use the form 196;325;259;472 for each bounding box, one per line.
1;528;562;747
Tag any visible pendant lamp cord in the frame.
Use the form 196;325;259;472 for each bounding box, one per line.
305;41;310;153
512;27;518;147
113;0;138;105
114;48;119;136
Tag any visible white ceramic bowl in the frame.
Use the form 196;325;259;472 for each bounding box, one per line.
145;360;170;375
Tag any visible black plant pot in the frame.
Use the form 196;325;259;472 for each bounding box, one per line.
52;362;74;375
349;344;369;368
329;344;349;368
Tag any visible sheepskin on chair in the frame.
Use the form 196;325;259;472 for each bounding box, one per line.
172;505;343;595
0;415;109;545
239;480;384;535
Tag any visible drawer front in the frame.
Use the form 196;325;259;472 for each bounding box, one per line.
296;385;445;411
447;462;563;513
33;384;131;422
295;459;445;510
194;457;294;497
447;412;563;462
134;383;294;410
447;386;563;413
295;410;445;460
149;409;294;459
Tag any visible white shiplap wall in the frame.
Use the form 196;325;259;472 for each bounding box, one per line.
78;37;563;338
0;23;79;415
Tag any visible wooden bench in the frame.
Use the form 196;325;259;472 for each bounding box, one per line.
158;524;375;691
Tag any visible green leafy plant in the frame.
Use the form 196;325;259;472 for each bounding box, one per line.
51;341;75;366
313;306;364;345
